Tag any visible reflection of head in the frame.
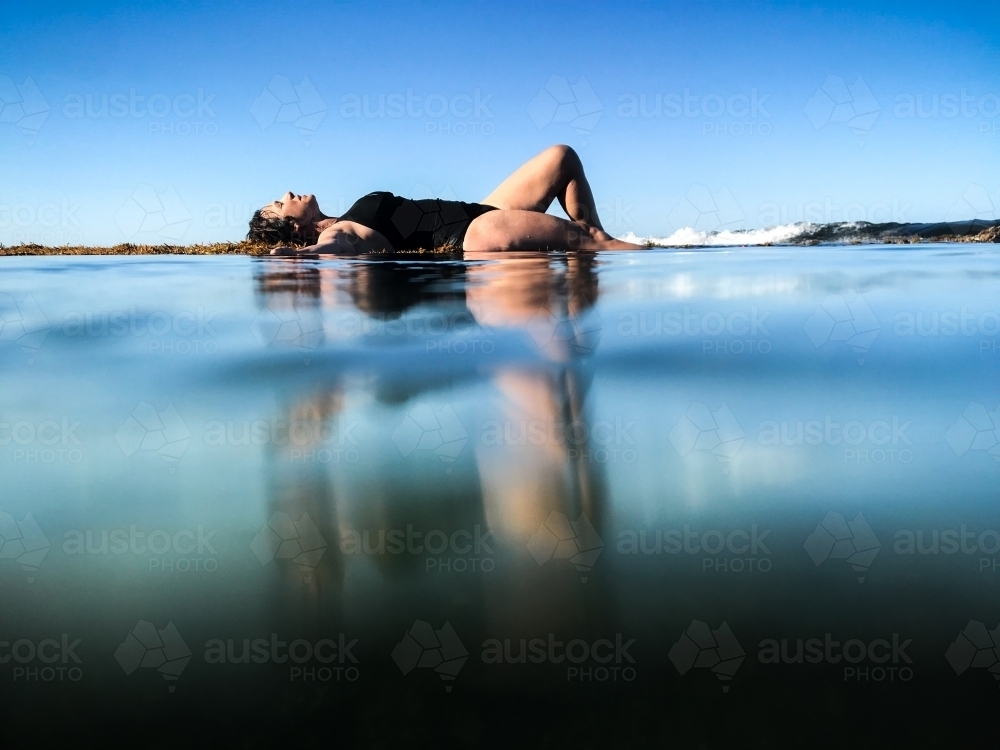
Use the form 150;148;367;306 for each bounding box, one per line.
250;257;468;317
253;261;322;300
347;262;466;316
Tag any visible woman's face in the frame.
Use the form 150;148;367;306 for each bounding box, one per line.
261;192;321;224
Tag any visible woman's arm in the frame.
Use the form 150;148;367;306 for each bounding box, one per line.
270;221;393;255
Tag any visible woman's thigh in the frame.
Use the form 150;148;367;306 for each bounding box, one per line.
464;209;594;251
480;145;570;211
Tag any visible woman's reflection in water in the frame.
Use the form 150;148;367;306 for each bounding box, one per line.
465;252;611;636
251;253;612;636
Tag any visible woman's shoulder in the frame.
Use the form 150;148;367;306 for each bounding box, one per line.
341;193;382;219
345;191;400;212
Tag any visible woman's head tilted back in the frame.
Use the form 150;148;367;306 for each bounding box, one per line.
247;192;328;244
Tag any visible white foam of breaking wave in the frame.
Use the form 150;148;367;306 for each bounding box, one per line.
623;223;816;247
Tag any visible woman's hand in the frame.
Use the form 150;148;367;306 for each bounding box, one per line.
268;223;392;256
314;223;392;253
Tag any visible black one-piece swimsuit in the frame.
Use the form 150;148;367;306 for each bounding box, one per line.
338;192;497;251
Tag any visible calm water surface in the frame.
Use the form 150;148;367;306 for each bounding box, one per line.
2;245;999;744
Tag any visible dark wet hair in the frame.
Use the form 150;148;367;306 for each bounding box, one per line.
247;210;298;245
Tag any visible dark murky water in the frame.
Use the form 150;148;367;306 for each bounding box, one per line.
2;246;999;745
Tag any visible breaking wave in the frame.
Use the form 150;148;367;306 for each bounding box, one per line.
625;219;1000;247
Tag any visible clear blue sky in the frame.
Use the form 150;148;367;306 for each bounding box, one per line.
1;0;998;245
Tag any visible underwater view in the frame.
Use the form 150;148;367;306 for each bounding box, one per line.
2;244;1000;744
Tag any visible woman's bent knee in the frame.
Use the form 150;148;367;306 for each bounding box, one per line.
546;144;580;169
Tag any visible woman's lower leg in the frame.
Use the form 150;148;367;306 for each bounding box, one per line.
555;147;604;230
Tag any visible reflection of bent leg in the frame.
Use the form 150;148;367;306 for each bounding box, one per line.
465;210;642;252
475;371;574;538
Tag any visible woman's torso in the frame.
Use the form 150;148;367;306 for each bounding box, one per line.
337;192;495;251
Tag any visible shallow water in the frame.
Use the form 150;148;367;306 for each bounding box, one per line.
2;245;1000;743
